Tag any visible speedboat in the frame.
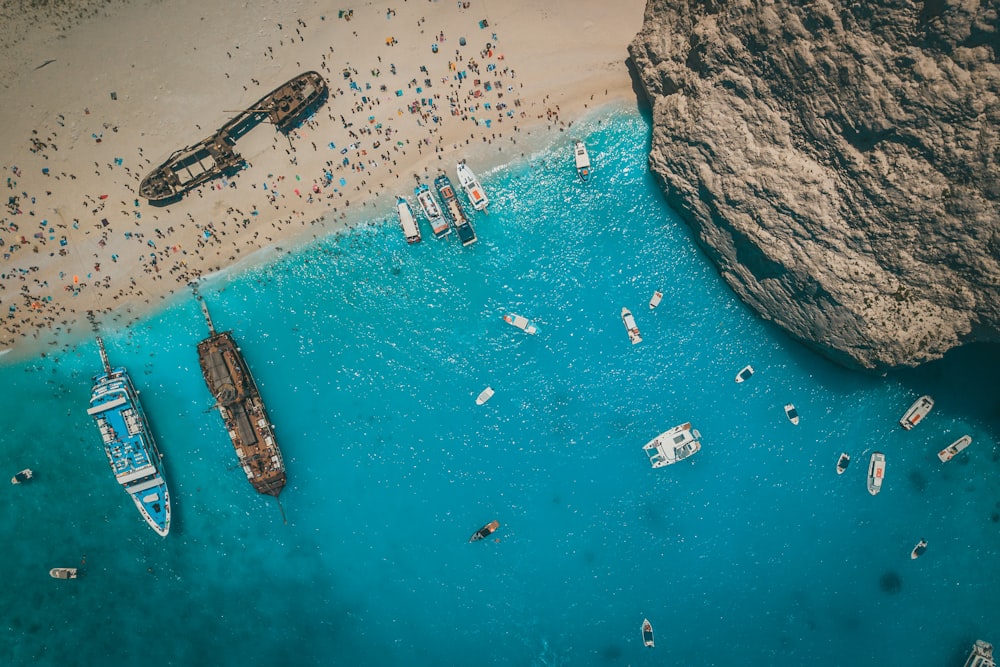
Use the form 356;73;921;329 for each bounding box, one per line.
476;387;495;405
867;452;886;495
836;453;850;475
899;395;934;430
641;619;654;648
938;435;972;463
574;141;591;181
963;640;994;667
396;197;421;243
911;539;928;559
456;162;489;211
469;520;499;542
735;365;754;383
643;422;702;468
648;291;663;309
504;313;537;335
621;307;642;344
11;468;33;484
49;568;78;579
784;403;799;425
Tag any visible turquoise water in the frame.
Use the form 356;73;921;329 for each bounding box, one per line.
2;107;998;666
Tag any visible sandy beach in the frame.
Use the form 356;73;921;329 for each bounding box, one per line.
0;0;645;361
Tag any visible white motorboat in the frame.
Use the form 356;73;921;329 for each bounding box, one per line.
836;453;850;475
396;197;421;244
456;162;489;211
621;307;642;344
899;395;934;430
648;291;663;310
49;568;78;579
476;387;494;405
504;313;537;335
911;539;928;559
641;618;654;648
938;434;972;463
867;452;886;495
415;183;449;238
784;403;799;425
735;365;754;383
643;422;701;468
574;141;591;181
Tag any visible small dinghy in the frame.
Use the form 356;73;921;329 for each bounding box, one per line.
735;365;754;383
648;291;663;310
49;568;78;579
469;520;500;542
476;387;495;405
641;618;654;648
784;403;799;425
11;468;33;484
911;539;928;560
836;453;850;475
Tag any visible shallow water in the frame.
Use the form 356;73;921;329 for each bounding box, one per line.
2;107;997;666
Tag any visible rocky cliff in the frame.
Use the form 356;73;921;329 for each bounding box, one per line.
628;0;1000;370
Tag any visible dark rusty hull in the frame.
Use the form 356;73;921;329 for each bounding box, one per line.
197;331;286;496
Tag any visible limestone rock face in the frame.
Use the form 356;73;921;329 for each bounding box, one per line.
628;0;1000;369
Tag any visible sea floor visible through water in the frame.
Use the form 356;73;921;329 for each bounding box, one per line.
2;105;998;666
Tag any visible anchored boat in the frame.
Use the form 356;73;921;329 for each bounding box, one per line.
911;539;928;559
938;434;972;462
899;395;934;430
867;452;886;495
456;162;489;211
504;313;537;335
435;174;477;246
11;468;33;484
470;520;500;542
836;453;850;475
643;422;701;468
621;307;642;344
784;403;799;425
574;141;591;181
49;568;78;579
88;338;171;537
641;619;654;648
735;364;754;383
476;387;495;405
397;197;421;243
415;183;449;238
197;300;286;497
648;291;663;309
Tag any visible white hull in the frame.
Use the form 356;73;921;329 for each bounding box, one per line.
900;395;934;430
867;452;886;495
574;141;591;181
621;307;642;344
456;163;489;211
397;198;421;243
504;313;537;335
648;291;663;309
643;422;701;467
938;434;972;462
476;387;494;405
415;185;449;238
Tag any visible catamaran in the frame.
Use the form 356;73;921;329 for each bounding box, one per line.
396;197;421;243
900;395;934;430
415;183;449;238
867;452;886;495
643;422;702;468
574;141;591;181
88;338;171;537
938;435;972;463
621;307;642;344
456;162;489;211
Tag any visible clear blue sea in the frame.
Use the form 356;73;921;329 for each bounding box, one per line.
2;106;998;666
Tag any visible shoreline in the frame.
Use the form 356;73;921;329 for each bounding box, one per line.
0;0;647;364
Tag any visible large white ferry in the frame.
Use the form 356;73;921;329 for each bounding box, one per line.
88;338;171;536
456;162;489;211
899;395;934;430
643;422;701;468
414;183;449;238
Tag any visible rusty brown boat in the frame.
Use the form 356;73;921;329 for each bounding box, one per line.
197;299;286;497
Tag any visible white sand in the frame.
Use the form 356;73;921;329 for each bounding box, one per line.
0;0;646;360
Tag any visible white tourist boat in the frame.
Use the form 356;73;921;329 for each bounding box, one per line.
574;141;591;181
899;395;934;430
415;183;449;238
648;291;663;309
456;162;489;211
641;618;654;648
476;387;494;405
735;364;754;383
963;640;995;667
867;452;886;495
504;313;537;335
621;307;642;344
643;422;701;468
910;538;928;560
938;434;972;463
836;452;850;475
49;567;78;579
784;403;799;425
396;197;421;244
